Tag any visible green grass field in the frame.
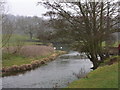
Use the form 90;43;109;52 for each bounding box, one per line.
2;34;42;46
2;34;119;47
102;41;119;47
67;59;119;88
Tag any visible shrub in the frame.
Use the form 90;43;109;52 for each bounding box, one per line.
73;68;88;79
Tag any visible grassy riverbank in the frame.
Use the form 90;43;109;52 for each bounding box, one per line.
3;51;62;68
67;56;119;88
2;50;66;77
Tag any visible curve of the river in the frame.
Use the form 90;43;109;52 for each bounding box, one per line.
2;51;93;88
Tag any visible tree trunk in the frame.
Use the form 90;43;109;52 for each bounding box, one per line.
29;32;33;40
87;54;99;70
91;60;99;70
105;52;110;59
99;53;105;63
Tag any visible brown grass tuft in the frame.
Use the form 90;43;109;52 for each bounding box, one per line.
3;45;55;57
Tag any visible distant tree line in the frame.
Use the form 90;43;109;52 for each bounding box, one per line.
2;14;55;46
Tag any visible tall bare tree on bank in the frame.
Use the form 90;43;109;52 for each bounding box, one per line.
0;0;5;48
40;1;119;69
2;15;14;47
0;1;14;48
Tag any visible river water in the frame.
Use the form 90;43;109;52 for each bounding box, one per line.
2;51;93;88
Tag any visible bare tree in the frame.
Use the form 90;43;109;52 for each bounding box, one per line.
0;1;14;48
16;16;45;40
2;15;14;48
40;1;118;69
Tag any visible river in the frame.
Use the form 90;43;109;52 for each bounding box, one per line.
2;51;93;88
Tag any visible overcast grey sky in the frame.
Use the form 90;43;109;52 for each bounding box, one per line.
6;0;48;17
6;0;118;17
